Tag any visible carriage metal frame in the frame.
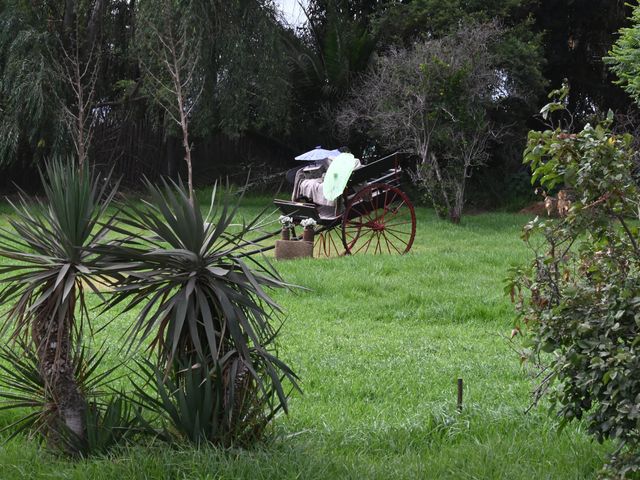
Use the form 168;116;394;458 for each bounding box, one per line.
272;151;417;256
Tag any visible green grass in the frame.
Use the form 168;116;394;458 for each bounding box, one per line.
0;194;611;479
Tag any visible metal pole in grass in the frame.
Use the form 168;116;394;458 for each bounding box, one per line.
457;378;463;412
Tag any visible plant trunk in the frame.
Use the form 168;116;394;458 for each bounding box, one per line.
32;291;85;453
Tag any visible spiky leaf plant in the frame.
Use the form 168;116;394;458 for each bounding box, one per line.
0;342;111;439
105;180;298;446
0;343;140;456
77;394;143;456
0;161;119;453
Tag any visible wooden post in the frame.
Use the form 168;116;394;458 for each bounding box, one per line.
457;378;463;412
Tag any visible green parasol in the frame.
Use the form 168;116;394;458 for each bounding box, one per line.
322;153;358;201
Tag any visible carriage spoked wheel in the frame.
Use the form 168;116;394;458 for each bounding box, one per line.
314;227;346;257
341;183;416;255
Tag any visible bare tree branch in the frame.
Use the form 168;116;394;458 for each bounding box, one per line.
56;13;101;169
140;2;205;203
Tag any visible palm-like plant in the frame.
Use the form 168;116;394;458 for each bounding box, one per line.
0;342;140;456
0;161;118;452
106;180;298;445
289;3;376;105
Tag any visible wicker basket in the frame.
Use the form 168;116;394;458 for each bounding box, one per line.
275;240;313;260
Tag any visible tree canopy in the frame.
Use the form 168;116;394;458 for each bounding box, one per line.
0;0;634;204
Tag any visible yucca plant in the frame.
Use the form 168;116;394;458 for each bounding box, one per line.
130;355;288;445
105;180;299;446
80;393;143;455
0;342;112;440
0;342;140;456
0;160;119;453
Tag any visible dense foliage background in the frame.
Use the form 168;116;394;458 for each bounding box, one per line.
0;0;634;203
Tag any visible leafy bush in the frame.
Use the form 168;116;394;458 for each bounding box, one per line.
508;99;640;477
106;180;299;446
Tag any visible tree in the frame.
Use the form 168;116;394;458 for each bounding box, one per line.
607;3;640;106
58;13;102;170
338;23;504;223
367;0;546;208
536;0;632;117
0;3;66;165
0;0;122;169
211;0;292;138
373;0;546;107
0;1;291;181
137;1;203;201
132;1;293;187
286;0;378;148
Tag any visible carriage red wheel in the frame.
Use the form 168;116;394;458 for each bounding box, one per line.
314;228;346;257
341;183;416;255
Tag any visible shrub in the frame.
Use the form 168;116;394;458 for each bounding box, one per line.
508;96;640;477
106;180;299;446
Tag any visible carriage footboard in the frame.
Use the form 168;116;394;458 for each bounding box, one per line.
273;199;321;221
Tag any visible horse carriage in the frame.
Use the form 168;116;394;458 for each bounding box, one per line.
272;151;417;256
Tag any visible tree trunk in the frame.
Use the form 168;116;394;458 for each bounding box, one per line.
181;122;193;203
449;166;468;224
449;206;462;224
427;153;453;219
176;85;193;203
63;0;75;36
87;0;106;46
32;288;86;453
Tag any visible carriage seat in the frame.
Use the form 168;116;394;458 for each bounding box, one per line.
291;157;362;207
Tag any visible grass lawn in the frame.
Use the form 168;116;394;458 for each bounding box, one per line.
0;195;612;479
